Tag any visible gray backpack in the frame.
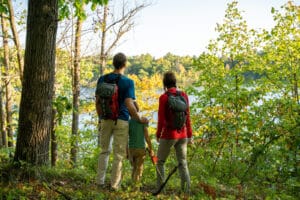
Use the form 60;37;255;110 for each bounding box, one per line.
166;91;188;130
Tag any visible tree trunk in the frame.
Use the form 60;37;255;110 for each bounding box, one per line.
0;86;6;148
14;0;58;165
70;15;82;166
0;16;7;148
99;5;108;76
1;12;14;147
97;5;108;146
235;74;239;146
96;1;150;76
51;108;57;167
7;0;24;82
293;73;299;104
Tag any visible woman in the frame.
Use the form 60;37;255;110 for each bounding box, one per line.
155;71;193;194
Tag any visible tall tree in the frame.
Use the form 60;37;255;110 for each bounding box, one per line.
0;71;6;148
259;1;300;177
264;2;300;103
14;0;58;165
214;0;252;146
99;4;108;75
95;0;150;75
56;0;109;164
7;0;23;82
70;8;83;166
1;12;14;147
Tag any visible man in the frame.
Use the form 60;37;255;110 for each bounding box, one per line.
95;52;147;191
156;71;193;194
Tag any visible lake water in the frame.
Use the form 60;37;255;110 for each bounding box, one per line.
78;85;289;131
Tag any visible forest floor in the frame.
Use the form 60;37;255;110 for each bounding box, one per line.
1;148;298;199
0;171;195;200
0;161;211;200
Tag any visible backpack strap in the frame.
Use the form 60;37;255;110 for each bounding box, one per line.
103;74;109;82
104;73;121;84
166;90;181;96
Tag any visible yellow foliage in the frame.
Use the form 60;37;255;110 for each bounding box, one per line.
103;67;111;74
128;74;162;130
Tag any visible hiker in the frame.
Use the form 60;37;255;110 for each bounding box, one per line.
155;71;193;194
95;52;148;191
128;101;155;188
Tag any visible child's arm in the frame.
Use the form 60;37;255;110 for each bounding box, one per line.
144;126;154;156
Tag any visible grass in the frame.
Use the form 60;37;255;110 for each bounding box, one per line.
0;152;202;200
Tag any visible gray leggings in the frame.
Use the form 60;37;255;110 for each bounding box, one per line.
156;138;190;193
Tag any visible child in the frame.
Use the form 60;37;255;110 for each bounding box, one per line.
128;101;154;186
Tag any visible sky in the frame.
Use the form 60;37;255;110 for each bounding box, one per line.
113;0;299;58
14;0;300;58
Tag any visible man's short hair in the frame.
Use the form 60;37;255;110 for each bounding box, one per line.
113;52;127;69
163;71;177;89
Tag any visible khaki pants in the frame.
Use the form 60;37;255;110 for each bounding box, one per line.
128;148;146;183
97;119;129;189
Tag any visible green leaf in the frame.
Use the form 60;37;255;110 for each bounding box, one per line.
271;7;275;14
0;4;8;14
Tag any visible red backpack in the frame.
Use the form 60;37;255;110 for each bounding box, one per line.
95;74;121;122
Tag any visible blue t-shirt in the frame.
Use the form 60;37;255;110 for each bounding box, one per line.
96;73;135;121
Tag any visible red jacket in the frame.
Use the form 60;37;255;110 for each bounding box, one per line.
156;87;193;140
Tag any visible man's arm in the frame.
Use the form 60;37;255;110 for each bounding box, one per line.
125;98;148;123
95;96;101;117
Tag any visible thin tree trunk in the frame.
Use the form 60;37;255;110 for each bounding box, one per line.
7;0;23;82
0;18;7;148
212;131;230;171
70;15;82;166
293;73;299;104
99;5;108;76
292;71;299;176
14;0;58;165
0;94;2;147
0;86;6;147
1;13;14;147
96;1;149;77
97;5;108;147
235;74;239;146
51;108;57;167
